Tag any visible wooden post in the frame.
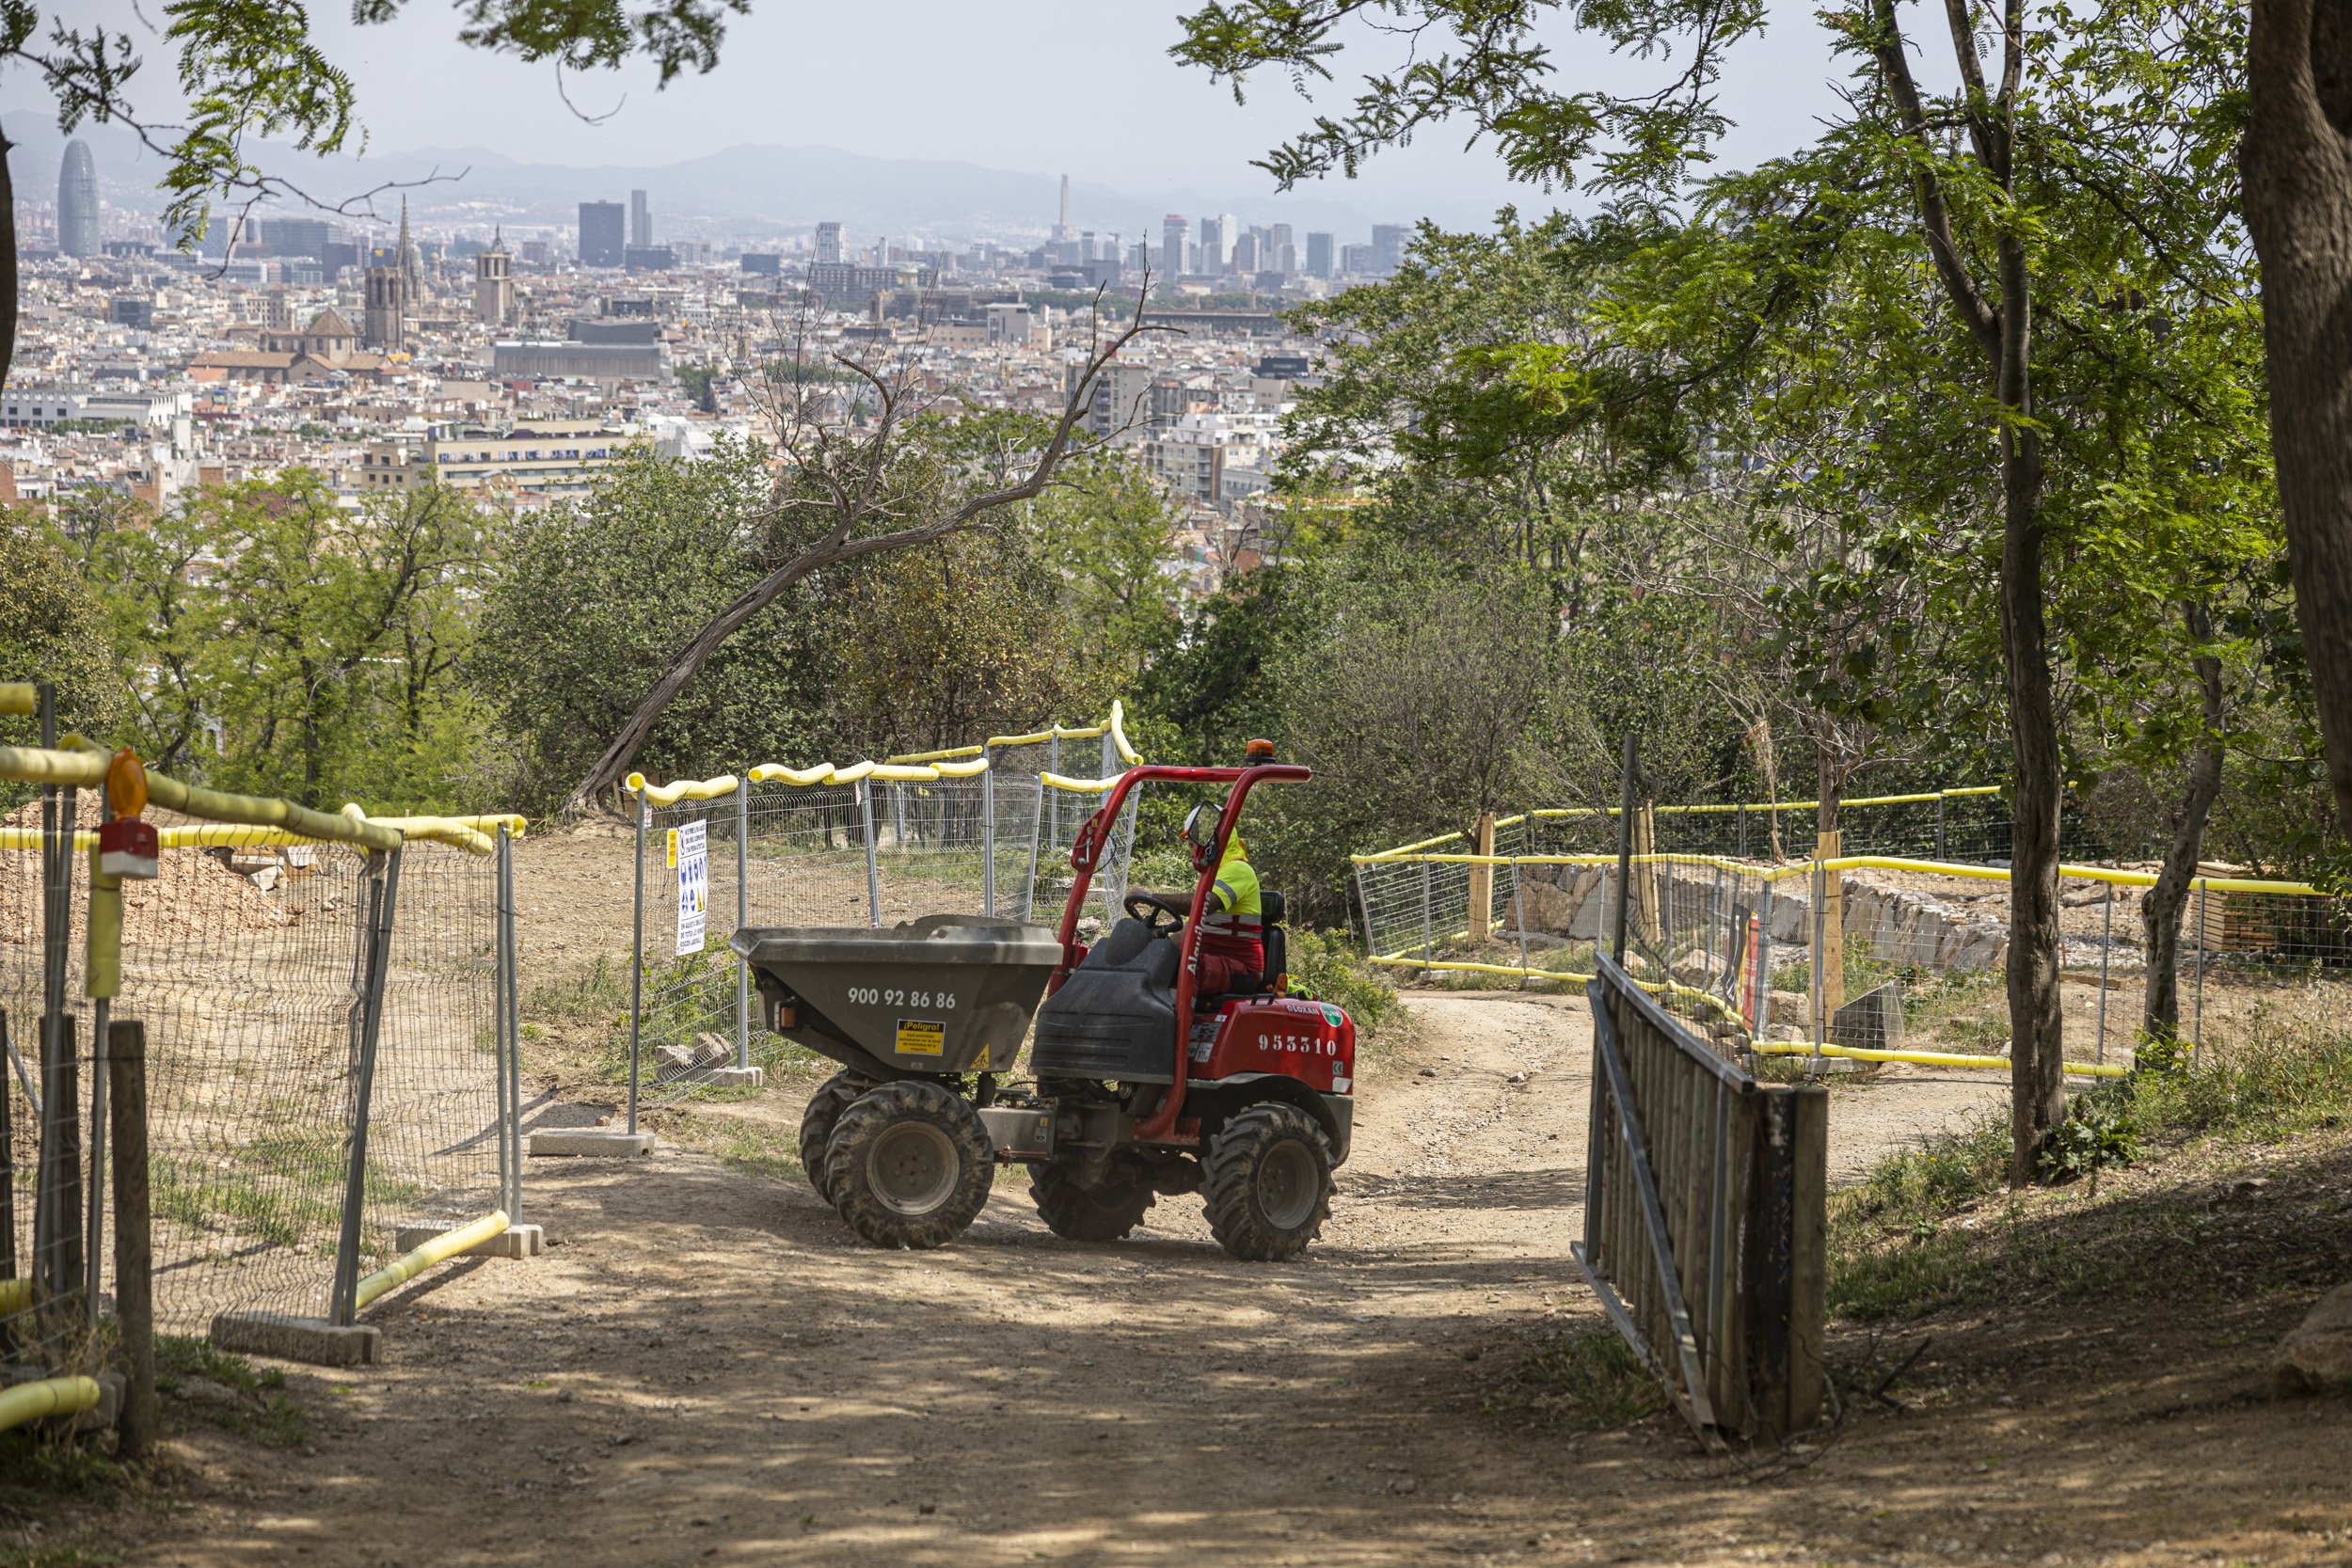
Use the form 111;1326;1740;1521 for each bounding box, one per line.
108;1021;156;1462
1468;813;1496;944
1784;1083;1828;1433
1816;828;1845;1035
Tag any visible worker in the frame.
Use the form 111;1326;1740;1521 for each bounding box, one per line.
1160;809;1265;998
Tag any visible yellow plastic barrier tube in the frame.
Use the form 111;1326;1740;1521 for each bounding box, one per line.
0;684;35;718
625;772;740;808
1107;700;1143;766
0;744;107;789
0;1376;101;1435
1040;770;1120;794
1752;1041;2126;1079
354;1210;510;1311
887;742;986;765
340;805;496;856
748;762;837;786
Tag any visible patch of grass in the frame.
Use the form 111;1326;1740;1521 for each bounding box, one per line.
0;1436;131;1511
665;1112;803;1183
1513;1326;1667;1430
526;952;628;1022
0;1548;122;1568
1830;1017;2352;1320
155;1335;306;1448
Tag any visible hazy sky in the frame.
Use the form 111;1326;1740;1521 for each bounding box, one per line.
55;1;1857;230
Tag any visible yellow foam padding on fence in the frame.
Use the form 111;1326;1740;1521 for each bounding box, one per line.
1108;700;1143;766
0;1277;29;1315
87;859;122;1000
932;757;990;779
354;1210;510;1311
338;805;497;857
0;743;108;789
0;1376;101;1435
887;742;986;765
0;683;35;717
1752;1041;2127;1079
1041;770;1120;794
625;772;739;807
868;763;946;783
748;762;836;786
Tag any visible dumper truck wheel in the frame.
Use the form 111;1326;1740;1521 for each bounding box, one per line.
799;1072;871;1204
824;1081;994;1249
1203;1102;1333;1261
1028;1156;1155;1243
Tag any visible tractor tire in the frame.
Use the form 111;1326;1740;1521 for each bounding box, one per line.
1027;1157;1156;1243
798;1071;870;1205
823;1081;994;1249
1202;1102;1333;1261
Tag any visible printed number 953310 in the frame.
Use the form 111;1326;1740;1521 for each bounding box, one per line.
847;987;956;1009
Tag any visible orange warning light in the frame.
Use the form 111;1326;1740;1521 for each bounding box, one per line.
107;748;149;819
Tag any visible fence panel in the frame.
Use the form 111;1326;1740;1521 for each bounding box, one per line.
365;841;510;1253
1577;952;1825;1445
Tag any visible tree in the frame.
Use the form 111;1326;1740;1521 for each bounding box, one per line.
74;473;494;811
1174;0;2255;1181
474;438;832;806
1030;451;1187;689
0;509;118;803
2244;0;2352;842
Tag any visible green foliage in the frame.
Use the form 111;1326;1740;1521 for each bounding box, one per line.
2035;1085;2140;1184
1515;1325;1668;1429
1284;925;1402;1038
0;510;119;803
474;438;831;807
155;1334;306;1447
1831;1019;2352;1316
68;473;497;812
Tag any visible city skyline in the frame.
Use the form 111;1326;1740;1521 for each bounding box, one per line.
53;0;1851;235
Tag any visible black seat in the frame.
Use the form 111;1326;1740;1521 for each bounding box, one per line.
1260;889;1288;992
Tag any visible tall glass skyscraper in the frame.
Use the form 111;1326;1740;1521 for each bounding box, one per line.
58;139;100;259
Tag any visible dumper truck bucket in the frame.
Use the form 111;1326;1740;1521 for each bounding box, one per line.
731;913;1064;1080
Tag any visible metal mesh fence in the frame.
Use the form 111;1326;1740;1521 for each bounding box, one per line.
1358;844;2352;1082
3;795;515;1360
2;791;93;1377
630;793;752;1109
1025;781;1138;930
1515;790;2014;864
367;841;509;1251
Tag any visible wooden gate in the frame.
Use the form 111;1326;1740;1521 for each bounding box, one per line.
1575;952;1826;1445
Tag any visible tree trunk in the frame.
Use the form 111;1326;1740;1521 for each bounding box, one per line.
2246;0;2352;836
2141;605;2227;1040
1995;234;2068;1189
1;132;17;396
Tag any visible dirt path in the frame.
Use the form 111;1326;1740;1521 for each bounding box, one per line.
92;993;2348;1568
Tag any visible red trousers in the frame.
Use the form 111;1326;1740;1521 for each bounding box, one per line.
1197;950;1263;998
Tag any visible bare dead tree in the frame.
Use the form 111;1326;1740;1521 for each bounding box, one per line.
562;271;1168;811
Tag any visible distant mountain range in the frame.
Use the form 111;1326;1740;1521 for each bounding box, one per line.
7;114;1392;242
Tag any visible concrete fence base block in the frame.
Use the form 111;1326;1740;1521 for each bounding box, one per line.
528;1129;656;1158
700;1066;765;1089
210;1311;381;1368
394;1221;547;1259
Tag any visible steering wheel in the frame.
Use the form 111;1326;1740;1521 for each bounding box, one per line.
1123;892;1186;937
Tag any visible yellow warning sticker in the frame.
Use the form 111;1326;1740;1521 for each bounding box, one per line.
972;1044;990;1070
665;828;678;868
896;1019;946;1056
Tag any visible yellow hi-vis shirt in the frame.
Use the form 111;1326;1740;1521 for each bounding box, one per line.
1200;841;1263;960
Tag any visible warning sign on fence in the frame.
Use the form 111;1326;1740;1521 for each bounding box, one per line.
675;819;708;956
